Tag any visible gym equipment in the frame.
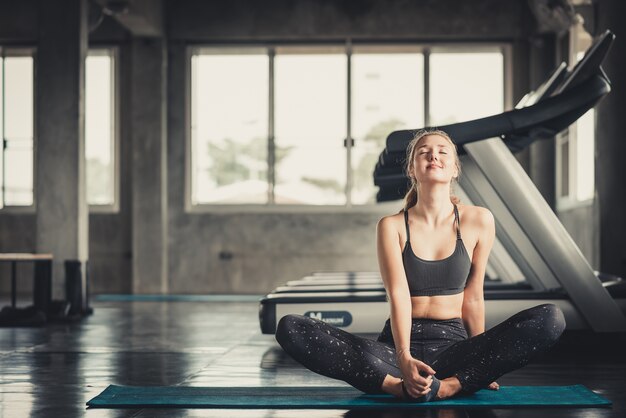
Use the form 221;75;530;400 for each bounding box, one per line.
259;30;626;334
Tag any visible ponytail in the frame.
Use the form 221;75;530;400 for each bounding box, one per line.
402;184;418;212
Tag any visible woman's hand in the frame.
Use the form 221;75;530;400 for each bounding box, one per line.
488;381;500;390
398;353;437;397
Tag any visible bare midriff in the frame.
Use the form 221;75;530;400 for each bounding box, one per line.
410;293;464;319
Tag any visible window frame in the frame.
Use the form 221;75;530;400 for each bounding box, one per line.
86;46;120;214
0;46;37;213
555;25;595;212
186;42;512;214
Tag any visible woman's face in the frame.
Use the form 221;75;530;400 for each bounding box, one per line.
412;134;458;185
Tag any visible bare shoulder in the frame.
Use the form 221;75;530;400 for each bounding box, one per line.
457;203;494;229
376;211;404;239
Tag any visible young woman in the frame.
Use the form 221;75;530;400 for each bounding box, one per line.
275;129;566;401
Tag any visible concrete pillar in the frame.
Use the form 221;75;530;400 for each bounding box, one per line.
596;0;626;279
36;0;88;300
130;38;168;293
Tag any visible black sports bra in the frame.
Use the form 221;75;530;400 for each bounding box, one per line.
402;204;471;296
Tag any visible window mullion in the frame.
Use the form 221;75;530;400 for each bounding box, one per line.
1;53;5;207
346;39;352;207
268;48;275;205
570;125;578;203
423;48;430;126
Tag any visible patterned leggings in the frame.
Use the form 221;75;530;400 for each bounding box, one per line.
275;303;565;394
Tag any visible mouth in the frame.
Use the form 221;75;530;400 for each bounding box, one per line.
427;164;442;169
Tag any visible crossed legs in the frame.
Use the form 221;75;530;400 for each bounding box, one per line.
275;304;566;397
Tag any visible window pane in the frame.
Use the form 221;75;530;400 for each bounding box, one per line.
86;52;115;206
275;53;346;205
4;140;33;205
352;52;424;204
573;47;594;202
4;57;33;139
560;140;569;197
2;55;34;207
429;52;503;125
0;58;3;208
191;53;269;204
576;109;594;201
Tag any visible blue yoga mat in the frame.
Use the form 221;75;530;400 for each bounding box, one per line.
87;385;611;409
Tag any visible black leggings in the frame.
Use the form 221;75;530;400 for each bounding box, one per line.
275;303;565;394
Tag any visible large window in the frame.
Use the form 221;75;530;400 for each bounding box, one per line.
86;48;118;210
556;24;595;209
190;50;269;205
190;45;505;209
0;48;118;211
0;49;34;209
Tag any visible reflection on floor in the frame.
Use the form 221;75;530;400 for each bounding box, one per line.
0;300;624;418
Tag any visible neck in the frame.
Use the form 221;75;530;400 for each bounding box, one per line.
413;183;454;227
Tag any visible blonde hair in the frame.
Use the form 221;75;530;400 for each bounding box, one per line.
401;129;462;212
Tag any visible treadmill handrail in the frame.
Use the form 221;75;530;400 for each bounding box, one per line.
384;74;610;154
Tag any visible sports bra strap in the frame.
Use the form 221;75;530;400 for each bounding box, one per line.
454;204;462;240
403;209;411;242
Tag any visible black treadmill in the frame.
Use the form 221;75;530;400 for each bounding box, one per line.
259;30;626;335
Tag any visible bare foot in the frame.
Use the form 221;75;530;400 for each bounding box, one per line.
381;374;434;400
436;377;462;399
381;375;404;398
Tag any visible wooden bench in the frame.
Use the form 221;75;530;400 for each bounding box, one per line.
0;253;53;311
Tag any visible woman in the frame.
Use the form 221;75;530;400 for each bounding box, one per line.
275;129;566;401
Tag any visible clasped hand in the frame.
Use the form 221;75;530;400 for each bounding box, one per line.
398;355;436;397
399;354;500;397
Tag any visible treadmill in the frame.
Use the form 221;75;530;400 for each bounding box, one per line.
259;30;626;335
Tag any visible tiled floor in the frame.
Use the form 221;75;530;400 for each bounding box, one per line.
0;300;624;417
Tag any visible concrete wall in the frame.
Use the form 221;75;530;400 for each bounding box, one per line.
0;0;38;295
88;13;133;294
4;0;616;295
0;0;38;42
0;215;37;294
0;0;132;295
596;0;626;279
546;1;625;273
551;9;599;270
168;46;386;290
165;0;535;294
167;0;528;41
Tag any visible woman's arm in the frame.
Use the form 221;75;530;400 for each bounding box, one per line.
376;216;413;355
461;207;495;337
377;216;435;396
